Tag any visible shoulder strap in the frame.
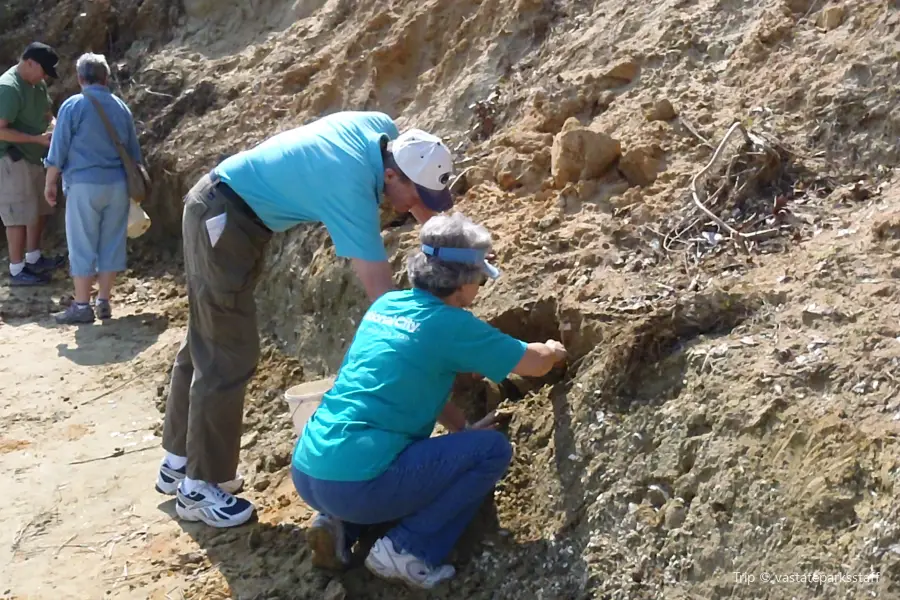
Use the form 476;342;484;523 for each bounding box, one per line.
83;93;132;166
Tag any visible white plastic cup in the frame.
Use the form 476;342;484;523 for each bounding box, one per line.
127;199;151;238
284;377;335;436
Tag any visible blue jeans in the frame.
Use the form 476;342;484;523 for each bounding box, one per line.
291;429;513;566
64;180;129;277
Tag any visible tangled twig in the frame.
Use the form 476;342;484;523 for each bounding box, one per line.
689;121;752;253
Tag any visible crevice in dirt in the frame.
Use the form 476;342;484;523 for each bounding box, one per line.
578;289;762;412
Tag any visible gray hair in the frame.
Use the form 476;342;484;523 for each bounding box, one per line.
76;53;110;85
407;212;492;297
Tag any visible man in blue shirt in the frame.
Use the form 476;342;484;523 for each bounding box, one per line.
156;111;457;528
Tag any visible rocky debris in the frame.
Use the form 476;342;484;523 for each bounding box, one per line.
551;118;621;188
645;99;676;122
469;88;503;141
240;431;259;449
177;551;207;566
619;145;664;187
872;212;900;241
323;579;347;600
492;146;550;191
818;5;846;30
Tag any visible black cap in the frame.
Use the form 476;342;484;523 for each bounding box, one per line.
21;42;59;79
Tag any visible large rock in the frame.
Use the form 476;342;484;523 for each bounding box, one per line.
550;119;621;188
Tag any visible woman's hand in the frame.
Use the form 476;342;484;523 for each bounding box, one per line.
44;182;57;207
469;409;513;430
545;339;568;362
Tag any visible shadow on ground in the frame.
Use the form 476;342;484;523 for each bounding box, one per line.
156;485;581;599
52;313;169;366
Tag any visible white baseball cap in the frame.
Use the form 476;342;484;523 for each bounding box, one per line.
391;129;455;212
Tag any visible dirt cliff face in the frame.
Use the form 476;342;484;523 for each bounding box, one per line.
4;1;900;598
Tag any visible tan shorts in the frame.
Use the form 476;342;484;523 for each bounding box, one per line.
0;153;53;227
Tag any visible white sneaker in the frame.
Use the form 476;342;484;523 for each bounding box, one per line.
175;481;255;528
307;513;350;570
364;537;455;590
155;458;244;495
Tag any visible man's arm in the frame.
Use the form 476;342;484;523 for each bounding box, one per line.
0;118;50;145
350;258;395;302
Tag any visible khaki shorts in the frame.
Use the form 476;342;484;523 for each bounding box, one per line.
0;153;53;227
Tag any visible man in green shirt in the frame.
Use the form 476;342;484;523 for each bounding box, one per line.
0;42;66;286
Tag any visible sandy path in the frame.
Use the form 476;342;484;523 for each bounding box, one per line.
0;296;197;599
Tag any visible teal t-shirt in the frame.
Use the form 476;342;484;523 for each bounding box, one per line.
214;111;399;262
292;288;529;482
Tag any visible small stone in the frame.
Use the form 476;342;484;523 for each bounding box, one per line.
264;444;293;472
664;500;687;529
177;551;206;565
675;473;698;501
605;59;639;83
323;579;347;600
497;171;518;190
646;99;676;121
241;431;259;449
537;214;560;230
647;485;669;508
253;476;271;492
247;528;262;551
818;5;845;30
619;146;663;187
156;385;166;398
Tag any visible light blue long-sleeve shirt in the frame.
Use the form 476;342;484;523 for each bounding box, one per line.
45;84;142;187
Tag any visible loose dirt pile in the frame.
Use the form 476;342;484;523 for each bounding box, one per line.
3;0;900;598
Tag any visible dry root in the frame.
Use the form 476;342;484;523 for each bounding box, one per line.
663;120;797;259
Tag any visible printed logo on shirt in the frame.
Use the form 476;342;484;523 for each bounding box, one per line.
363;311;421;334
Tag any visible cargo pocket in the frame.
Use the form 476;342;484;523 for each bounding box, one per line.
197;203;265;298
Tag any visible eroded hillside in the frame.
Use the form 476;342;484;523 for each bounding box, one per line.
2;1;899;598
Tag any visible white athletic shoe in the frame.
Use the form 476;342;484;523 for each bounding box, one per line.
364;537;455;590
307;513;351;569
175;481;255;528
155;458;244;495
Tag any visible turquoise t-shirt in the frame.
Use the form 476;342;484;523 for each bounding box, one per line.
292;288;529;482
214;111;399;262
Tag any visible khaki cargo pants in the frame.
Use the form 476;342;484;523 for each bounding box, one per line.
162;173;272;483
0;154;54;226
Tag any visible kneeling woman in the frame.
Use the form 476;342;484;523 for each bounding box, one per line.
290;212;568;590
